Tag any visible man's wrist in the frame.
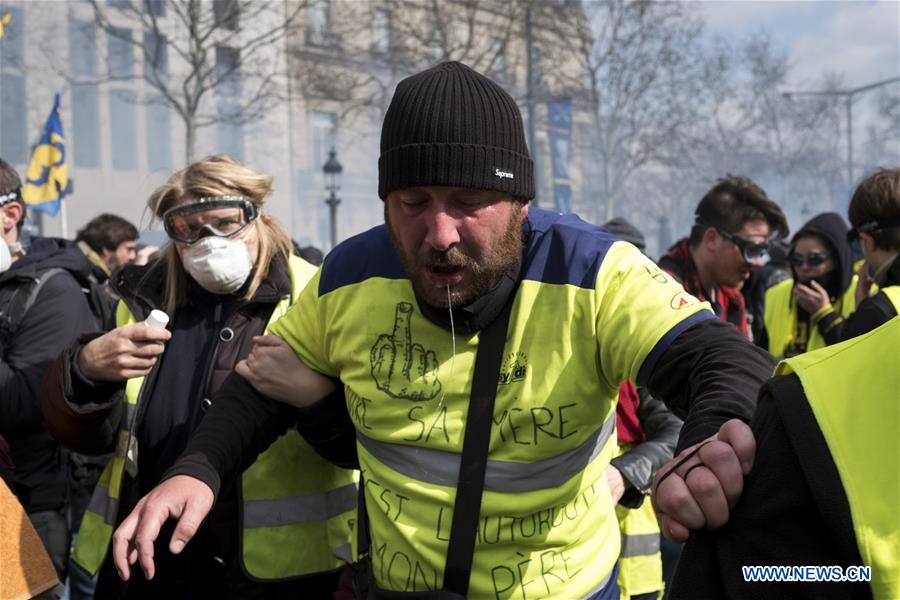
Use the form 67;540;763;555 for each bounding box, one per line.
163;452;221;498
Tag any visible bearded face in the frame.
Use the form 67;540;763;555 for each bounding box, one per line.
385;187;527;308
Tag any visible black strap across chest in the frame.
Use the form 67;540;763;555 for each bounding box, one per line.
357;296;515;597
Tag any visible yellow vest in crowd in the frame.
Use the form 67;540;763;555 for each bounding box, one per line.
776;317;900;600
269;213;713;599
881;285;900;314
73;256;357;580
614;445;663;599
764;276;860;359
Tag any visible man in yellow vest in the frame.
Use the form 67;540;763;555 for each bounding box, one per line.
668;316;898;599
109;62;773;599
842;167;900;339
604;217;680;600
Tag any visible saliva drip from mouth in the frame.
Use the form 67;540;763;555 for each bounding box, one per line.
435;283;456;414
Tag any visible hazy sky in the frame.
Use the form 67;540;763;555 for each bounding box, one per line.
698;0;899;88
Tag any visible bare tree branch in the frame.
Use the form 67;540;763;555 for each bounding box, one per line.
57;0;309;161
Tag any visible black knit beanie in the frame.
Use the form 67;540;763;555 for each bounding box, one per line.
603;217;646;251
378;62;534;201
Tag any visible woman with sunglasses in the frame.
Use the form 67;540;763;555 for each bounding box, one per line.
760;212;861;359
41;156;355;599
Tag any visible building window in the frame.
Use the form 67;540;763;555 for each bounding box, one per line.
488;39;507;83
0;7;25;163
144;0;165;17
216;46;243;159
69;19;96;78
0;74;27;164
0;6;24;70
216;46;240;94
372;8;391;54
213;0;240;31
143;31;167;82
425;15;444;63
110;89;138;170
108;27;134;79
71;85;100;168
146;97;171;171
69;19;101;168
306;0;333;46
311;111;337;170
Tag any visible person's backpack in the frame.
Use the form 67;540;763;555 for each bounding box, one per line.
0;267;113;350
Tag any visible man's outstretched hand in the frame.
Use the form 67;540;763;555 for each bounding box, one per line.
651;419;756;542
112;475;214;581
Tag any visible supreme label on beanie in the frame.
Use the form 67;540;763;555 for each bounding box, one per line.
494;167;515;180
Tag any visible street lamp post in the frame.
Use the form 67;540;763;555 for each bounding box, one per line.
322;147;342;250
783;76;900;189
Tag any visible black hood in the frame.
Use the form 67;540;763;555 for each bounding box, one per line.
790;212;853;298
0;236;94;288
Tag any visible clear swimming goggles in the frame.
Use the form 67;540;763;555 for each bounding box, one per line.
163;196;259;244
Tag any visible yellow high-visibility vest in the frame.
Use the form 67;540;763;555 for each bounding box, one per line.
270;210;715;598
764;276;860;359
614;445;663;600
776;317;900;600
880;285;900;314
73;255;357;580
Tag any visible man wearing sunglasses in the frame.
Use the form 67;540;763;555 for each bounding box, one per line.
841;167;900;340
659;176;788;339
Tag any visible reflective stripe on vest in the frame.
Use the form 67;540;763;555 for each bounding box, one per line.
356;411;616;493
776;317;900;600
620;532;660;558
614;443;664;598
357;417;620;598
242;482;357;528
72;302;142;575
764;276;860;359
240;256;357;580
74;256;357;580
270;238;713;598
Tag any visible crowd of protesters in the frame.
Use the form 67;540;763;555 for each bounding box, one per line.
0;61;897;600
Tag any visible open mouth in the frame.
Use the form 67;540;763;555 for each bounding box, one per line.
426;264;465;285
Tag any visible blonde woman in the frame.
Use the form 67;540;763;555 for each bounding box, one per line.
42;156;355;599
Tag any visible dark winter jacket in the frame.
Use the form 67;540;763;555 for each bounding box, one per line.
0;434;14;488
41;254;324;599
759;212;853;353
611;386;682;508
841;255;900;341
668;373;871;600
0;237;96;513
744;264;790;345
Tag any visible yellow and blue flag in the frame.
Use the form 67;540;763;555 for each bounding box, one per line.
22;93;69;216
0;13;11;39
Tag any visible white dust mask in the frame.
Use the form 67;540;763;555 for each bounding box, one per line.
181;235;252;294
